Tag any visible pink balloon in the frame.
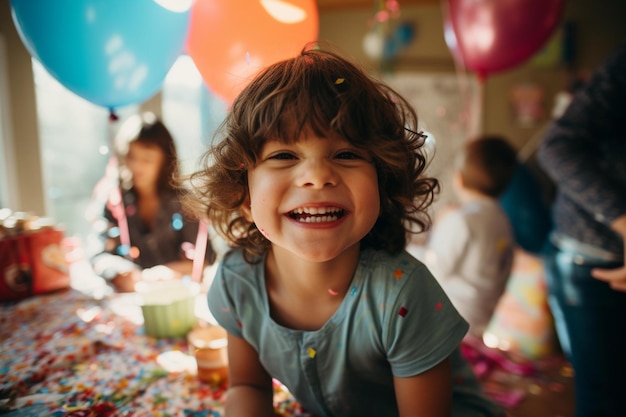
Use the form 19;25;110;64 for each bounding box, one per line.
445;0;566;79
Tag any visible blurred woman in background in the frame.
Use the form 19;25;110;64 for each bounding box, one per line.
91;112;216;292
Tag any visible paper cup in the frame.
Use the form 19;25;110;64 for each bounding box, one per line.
138;280;199;338
188;325;228;386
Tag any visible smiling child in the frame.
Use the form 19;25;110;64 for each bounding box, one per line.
187;44;504;417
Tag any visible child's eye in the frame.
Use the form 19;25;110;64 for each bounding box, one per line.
267;152;297;160
335;150;365;160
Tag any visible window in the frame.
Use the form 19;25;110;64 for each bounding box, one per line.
32;54;227;245
162;54;227;176
33;59;137;243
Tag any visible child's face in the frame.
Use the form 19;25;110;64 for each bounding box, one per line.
245;132;380;262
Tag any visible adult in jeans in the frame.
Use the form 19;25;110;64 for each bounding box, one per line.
538;44;626;417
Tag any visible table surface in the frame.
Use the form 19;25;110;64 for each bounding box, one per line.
0;267;303;417
1;259;574;417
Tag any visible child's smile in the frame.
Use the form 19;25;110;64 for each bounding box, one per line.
287;206;345;223
246;132;380;262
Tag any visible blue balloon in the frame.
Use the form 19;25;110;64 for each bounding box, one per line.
10;0;191;109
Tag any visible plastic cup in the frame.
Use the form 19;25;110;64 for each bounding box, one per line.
137;280;199;338
188;325;228;386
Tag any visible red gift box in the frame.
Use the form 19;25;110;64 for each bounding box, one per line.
0;228;70;301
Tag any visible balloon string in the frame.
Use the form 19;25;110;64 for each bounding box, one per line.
107;112;131;256
451;48;482;141
467;75;485;140
109;108;119;122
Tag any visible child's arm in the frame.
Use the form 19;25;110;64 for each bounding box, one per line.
393;357;452;417
224;333;275;417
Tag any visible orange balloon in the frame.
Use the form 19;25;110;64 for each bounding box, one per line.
187;0;319;104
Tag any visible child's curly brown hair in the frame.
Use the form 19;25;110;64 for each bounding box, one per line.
187;44;439;262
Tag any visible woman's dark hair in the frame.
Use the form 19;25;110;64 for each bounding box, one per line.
116;112;180;194
187;44;439;261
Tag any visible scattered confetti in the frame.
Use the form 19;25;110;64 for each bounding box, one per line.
334;78;345;85
398;306;408;317
393;269;403;279
435;301;443;311
129;246;140;259
307;348;316;359
0;290;304;416
328;289;339;296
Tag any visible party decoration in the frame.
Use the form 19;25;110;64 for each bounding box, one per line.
444;0;566;80
362;0;416;62
383;22;416;60
485;249;557;359
187;0;319;104
10;0;191;109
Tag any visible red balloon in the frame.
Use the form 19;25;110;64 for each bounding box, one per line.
187;0;319;104
445;0;566;79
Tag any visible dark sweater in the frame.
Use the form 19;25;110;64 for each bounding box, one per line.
538;44;626;258
92;187;216;279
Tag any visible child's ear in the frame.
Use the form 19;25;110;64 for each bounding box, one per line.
240;197;254;222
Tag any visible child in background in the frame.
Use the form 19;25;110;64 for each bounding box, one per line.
408;136;518;339
188;45;503;417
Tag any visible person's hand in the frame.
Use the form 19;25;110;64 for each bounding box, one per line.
112;270;142;292
592;214;626;291
592;265;626;291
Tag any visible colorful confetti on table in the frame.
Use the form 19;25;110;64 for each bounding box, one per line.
0;289;305;416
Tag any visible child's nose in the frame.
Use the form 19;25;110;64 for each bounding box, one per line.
297;158;338;189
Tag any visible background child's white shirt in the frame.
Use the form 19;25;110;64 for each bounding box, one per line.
407;198;515;337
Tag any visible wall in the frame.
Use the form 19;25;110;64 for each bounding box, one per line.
319;0;626;151
483;0;626;151
0;0;45;214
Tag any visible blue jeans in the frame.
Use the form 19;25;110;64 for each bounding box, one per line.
544;241;626;417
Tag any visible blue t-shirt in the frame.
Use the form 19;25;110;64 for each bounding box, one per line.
208;247;503;417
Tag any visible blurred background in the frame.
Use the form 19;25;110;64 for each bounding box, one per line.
1;0;625;245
